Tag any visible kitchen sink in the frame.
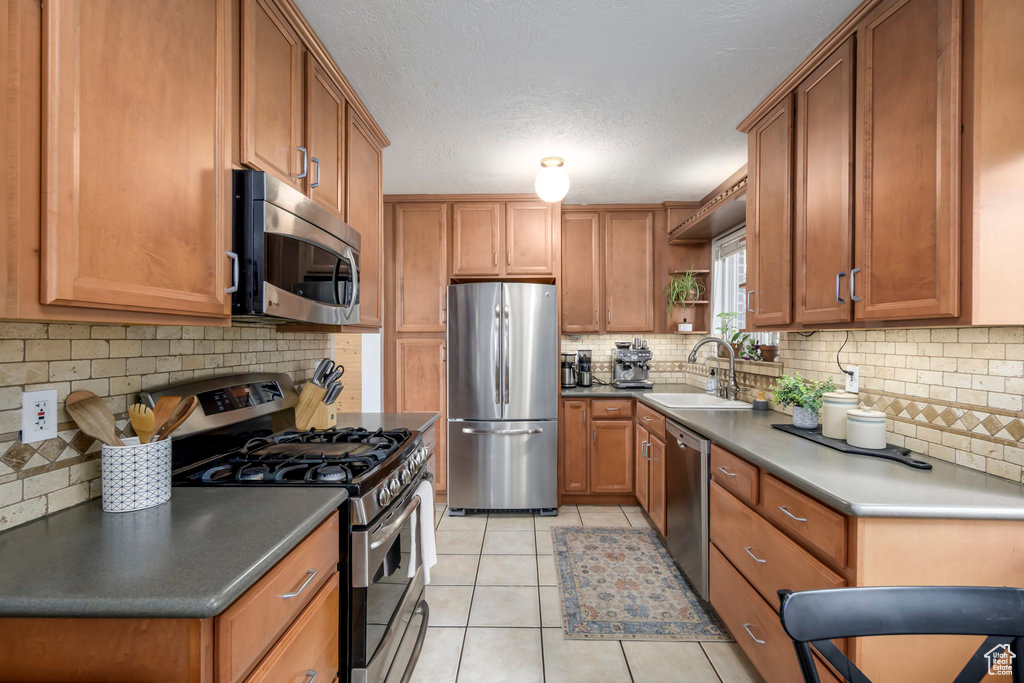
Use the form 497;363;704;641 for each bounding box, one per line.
642;393;750;409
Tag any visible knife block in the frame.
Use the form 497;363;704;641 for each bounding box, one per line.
295;383;328;431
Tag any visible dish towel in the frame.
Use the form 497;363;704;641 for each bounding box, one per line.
408;479;438;584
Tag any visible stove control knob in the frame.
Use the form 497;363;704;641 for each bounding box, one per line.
400;468;412;485
389;478;401;496
377;488;391;507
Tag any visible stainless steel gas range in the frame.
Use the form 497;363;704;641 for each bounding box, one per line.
149;372;433;683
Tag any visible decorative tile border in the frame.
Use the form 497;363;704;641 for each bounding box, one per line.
861;391;1024;449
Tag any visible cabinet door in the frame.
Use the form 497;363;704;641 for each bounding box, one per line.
560;213;601;333
395;337;447;491
590;420;634;494
41;0;231;317
795;39;855;325
561;400;589;494
241;0;305;188
647;435;666;535
854;0;960;320
305;56;345;218
604;212;654;332
451;203;503;277
394;204;448;332
347;107;383;328
747;96;794;327
505;202;555;276
634;424;650;511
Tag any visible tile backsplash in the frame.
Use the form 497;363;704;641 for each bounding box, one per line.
0;321;331;530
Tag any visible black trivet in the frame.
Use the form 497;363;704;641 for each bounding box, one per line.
771;423;933;470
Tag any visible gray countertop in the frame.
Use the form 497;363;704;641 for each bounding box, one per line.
334;411;439;433
0;487;347;618
562;383;1024;520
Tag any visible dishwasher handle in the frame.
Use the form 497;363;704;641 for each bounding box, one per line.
666;420;710;454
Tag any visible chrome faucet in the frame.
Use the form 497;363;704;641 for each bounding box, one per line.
687;337;741;400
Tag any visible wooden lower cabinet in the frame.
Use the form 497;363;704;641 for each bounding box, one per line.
561;400;590;494
634;424;650;510
646;435;666;535
590;420;634;494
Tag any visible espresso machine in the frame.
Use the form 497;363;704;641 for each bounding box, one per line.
613;339;653;389
561;353;578;389
575;350;592;388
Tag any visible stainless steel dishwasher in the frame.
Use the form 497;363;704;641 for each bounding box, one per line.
666;420;711;601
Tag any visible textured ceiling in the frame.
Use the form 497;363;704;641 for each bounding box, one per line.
296;0;860;203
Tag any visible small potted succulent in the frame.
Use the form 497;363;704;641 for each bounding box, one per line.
770;373;837;429
665;270;705;332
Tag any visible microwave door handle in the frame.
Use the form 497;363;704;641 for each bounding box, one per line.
346;247;359;311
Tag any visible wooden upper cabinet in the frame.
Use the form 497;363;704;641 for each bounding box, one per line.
41;0;231;317
241;0;305;189
505;202;555;276
590;420;634;494
747;96;795;327
560;213;601;333
854;0;960;320
305;56;345;218
451;203;503;277
561;400;590;494
347;107;383;328
604;212;654;332
394;203;448;332
795;39;855;325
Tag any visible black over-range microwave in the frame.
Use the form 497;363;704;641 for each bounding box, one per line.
231;169;360;325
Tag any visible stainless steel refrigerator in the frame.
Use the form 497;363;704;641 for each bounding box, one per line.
446;283;558;513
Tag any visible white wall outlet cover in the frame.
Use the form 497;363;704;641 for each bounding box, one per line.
21;389;59;443
845;366;860;394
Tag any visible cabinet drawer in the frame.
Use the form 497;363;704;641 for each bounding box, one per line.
591;399;633;418
245;572;340;682
710;445;759;505
635;403;666;438
217;511;340;682
761;474;847;568
710;481;845;608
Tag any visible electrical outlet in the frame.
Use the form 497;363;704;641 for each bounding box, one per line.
845;366;860;394
21;389;58;443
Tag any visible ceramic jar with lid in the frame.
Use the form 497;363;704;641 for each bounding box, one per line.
846;404;887;449
821;391;859;440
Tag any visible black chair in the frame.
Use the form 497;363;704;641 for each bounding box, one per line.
777;586;1024;683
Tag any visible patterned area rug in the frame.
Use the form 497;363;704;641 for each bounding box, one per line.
552;526;730;641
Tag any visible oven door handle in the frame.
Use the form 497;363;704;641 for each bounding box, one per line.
398;601;430;683
370;494;422;551
461;427;543;436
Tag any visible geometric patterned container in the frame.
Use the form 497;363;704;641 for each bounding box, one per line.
100;437;172;513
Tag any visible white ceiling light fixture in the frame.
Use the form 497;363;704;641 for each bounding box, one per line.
535;157;570;203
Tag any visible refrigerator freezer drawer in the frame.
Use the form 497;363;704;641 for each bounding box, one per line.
447;420;557;510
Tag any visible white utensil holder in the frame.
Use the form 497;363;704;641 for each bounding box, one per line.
100;437;172;513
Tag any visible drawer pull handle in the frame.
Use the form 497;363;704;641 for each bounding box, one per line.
282;568;318;599
605;407;620;411
304;671;318;683
742;623;766;645
744;546;767;564
642;416;652;421
778;505;808;523
717;466;737;477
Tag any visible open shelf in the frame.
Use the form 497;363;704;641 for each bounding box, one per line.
672;330;710;335
679;300;709;305
669;269;710;275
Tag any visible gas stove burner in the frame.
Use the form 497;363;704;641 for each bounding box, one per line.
272;463;308;481
237;464;269;481
306;463;351;483
200;464;234;483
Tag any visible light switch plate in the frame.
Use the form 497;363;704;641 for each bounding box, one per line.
845;366;860;394
21;389;58;443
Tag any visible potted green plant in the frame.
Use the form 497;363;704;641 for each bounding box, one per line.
715;312;738;356
758;343;779;363
770;373;837;429
665;270;705;332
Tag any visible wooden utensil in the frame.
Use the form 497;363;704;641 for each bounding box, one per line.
295;382;328;431
157;395;198;441
151;396;181;437
65;391;124;447
128;403;156;444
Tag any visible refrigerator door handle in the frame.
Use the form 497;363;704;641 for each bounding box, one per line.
503;303;510;406
494;303;502;407
461;427;544;436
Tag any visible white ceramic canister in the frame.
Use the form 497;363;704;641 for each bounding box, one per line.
846;404;887;450
100;437;172;513
821;391;859;440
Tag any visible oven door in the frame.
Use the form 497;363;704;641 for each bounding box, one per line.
260;201;360;325
350;484;429;683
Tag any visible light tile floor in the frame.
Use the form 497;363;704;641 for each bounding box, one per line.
413;503;762;683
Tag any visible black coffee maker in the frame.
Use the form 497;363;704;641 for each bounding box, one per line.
576;350;592;387
561;353;578;389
